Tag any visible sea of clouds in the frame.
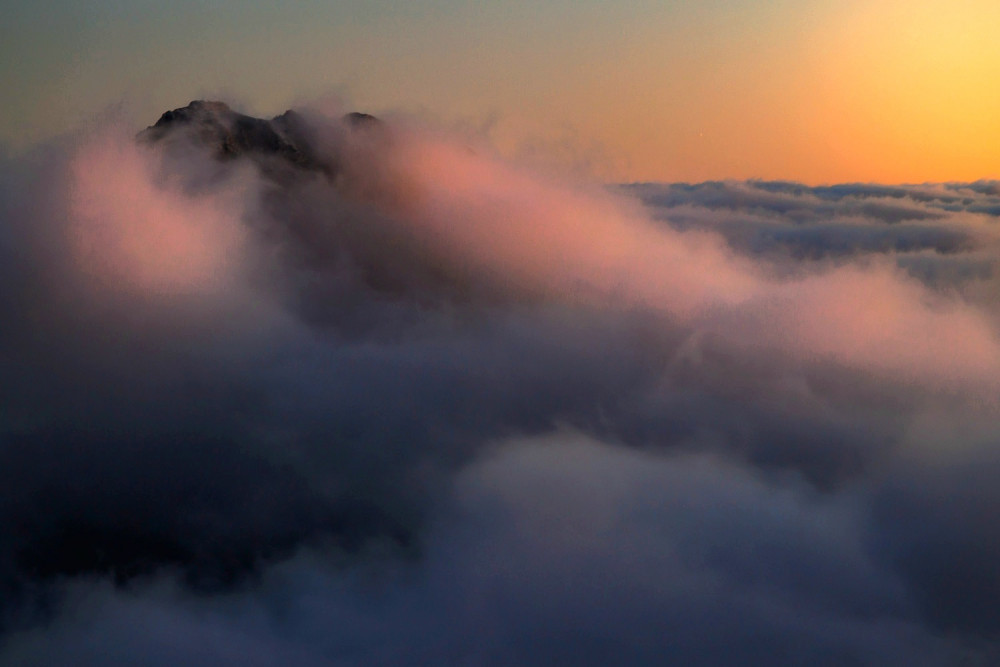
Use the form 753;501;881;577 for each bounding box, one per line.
1;104;999;665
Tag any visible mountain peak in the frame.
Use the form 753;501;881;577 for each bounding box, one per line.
138;101;380;181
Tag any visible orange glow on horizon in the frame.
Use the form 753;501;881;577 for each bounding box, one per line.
502;0;1000;185
803;0;1000;184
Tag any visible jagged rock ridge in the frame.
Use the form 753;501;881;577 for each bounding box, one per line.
138;100;379;180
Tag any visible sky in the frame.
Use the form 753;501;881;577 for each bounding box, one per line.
3;0;999;183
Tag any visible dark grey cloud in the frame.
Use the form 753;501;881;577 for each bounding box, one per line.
623;179;1000;290
2;436;992;666
1;102;1000;664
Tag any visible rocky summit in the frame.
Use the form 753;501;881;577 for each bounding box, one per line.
138;100;379;180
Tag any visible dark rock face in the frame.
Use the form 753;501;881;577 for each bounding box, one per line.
343;111;380;129
138;100;380;181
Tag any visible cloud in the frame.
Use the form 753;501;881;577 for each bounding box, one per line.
0;434;989;666
2;102;1000;664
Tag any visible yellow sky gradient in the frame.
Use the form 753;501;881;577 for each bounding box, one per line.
2;0;998;184
560;0;1000;184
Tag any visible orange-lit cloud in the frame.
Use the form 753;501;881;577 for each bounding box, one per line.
42;105;1000;396
378;125;1000;392
67;128;249;296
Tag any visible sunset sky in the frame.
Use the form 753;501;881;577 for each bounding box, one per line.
4;0;999;183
